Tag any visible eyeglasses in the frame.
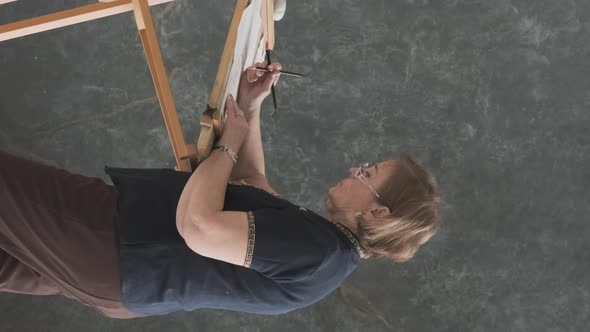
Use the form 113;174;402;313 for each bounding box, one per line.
353;162;381;199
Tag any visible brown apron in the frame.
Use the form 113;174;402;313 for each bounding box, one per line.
0;150;138;319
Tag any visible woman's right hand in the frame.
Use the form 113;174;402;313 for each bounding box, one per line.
237;61;282;111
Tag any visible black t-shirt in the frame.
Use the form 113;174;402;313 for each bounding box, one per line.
105;166;364;316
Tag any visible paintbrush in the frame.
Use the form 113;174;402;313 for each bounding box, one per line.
265;49;278;114
249;67;305;78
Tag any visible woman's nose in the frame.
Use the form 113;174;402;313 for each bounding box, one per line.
348;168;357;176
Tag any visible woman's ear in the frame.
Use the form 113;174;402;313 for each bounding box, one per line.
370;205;390;218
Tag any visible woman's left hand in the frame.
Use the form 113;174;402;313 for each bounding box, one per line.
218;94;250;153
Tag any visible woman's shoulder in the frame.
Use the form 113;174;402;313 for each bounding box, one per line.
297;209;368;260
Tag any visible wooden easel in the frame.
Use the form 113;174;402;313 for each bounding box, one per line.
0;0;279;172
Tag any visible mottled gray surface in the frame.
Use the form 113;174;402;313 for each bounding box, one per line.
1;0;589;331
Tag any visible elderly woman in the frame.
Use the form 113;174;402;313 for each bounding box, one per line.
0;63;441;319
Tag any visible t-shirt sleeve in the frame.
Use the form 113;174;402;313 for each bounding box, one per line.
245;207;329;282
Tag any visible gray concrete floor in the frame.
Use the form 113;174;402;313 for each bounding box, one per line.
1;0;589;331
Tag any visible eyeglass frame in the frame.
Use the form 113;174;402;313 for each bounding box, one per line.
353;162;381;199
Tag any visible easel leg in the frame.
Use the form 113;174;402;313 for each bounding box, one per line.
132;0;194;171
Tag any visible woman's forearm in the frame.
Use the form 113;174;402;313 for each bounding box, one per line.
229;103;266;180
178;148;235;221
178;101;264;222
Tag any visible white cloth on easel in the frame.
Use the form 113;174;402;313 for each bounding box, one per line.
221;0;267;119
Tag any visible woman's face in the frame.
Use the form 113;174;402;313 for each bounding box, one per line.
326;160;397;211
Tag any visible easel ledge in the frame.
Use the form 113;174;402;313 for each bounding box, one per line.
197;0;275;161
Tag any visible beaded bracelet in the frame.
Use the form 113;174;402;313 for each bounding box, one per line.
213;145;238;163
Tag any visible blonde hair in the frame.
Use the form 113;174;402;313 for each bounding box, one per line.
357;153;441;262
